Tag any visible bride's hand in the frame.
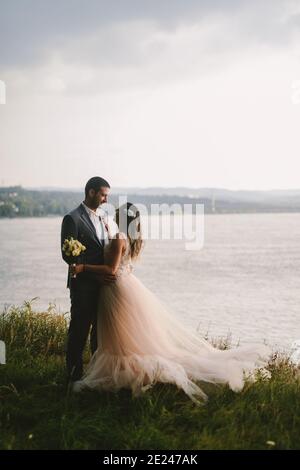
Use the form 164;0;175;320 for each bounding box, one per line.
70;264;84;275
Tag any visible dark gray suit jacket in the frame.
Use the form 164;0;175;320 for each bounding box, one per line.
61;203;105;288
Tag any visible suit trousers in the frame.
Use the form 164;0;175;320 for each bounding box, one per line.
66;277;100;381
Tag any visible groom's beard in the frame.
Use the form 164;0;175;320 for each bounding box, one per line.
91;200;102;209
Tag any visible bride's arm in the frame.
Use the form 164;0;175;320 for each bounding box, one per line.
72;235;126;276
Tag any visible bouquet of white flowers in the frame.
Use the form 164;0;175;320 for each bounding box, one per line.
62;237;86;278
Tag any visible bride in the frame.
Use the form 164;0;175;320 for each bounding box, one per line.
71;203;271;405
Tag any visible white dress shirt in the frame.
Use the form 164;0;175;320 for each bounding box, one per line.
82;202;109;246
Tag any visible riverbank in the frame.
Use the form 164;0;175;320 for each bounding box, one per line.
0;301;299;450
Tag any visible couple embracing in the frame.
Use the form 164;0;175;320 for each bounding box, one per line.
61;176;271;405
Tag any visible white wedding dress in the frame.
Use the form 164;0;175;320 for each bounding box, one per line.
73;236;271;404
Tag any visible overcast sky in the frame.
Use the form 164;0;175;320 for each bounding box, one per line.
0;0;300;190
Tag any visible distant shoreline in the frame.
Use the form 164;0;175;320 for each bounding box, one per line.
2;186;300;217
2;210;300;220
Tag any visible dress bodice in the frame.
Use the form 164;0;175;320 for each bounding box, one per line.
104;234;133;278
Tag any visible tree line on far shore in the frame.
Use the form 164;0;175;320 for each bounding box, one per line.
2;186;300;218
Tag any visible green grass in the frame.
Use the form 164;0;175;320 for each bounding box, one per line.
0;300;300;450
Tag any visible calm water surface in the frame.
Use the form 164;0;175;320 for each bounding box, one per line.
1;213;299;350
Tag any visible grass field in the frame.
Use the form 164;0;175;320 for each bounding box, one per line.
0;300;299;450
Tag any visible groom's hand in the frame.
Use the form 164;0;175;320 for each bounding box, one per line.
103;273;117;284
94;273;117;284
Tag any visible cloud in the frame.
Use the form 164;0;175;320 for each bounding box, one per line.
1;1;300;190
1;0;299;97
0;0;299;70
0;0;233;66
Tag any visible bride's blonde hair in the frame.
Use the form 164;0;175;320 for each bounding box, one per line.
115;202;144;260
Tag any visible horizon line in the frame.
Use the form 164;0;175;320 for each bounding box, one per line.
1;184;300;193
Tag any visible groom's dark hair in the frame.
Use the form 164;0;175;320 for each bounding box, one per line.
85;176;110;197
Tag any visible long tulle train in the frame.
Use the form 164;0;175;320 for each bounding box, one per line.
73;272;271;404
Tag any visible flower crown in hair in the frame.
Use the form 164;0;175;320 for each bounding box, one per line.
127;208;136;217
118;207;138;218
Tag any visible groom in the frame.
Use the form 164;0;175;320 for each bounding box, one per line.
61;176;116;383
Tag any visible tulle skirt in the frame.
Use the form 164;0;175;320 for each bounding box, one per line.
73;272;271;404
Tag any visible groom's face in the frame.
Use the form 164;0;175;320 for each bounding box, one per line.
94;186;110;207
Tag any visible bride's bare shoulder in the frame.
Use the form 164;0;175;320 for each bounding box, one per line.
115;231;127;240
111;231;127;251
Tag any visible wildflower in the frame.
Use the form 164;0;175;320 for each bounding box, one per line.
266;440;275;446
